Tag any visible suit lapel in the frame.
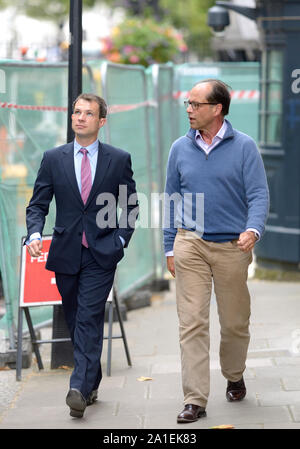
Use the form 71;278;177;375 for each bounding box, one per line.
85;141;112;208
61;141;112;209
61;142;83;206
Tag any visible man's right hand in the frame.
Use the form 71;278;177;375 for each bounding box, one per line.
167;256;175;278
26;239;43;258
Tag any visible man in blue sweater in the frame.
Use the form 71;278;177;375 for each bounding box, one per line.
163;79;269;423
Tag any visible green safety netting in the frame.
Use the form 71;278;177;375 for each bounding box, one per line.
0;59;259;340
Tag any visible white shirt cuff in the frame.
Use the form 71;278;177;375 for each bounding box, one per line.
26;232;42;245
30;232;41;241
165;251;174;257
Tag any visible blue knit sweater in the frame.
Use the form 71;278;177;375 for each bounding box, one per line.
163;120;269;253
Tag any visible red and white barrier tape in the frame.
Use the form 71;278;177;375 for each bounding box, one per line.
108;100;157;113
230;90;259;100
173;90;259;100
0;90;259;114
0;100;155;113
0;102;67;112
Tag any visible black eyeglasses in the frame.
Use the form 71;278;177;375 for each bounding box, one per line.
184;100;218;110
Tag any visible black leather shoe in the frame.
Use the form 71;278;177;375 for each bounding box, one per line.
87;389;98;406
66;388;87;418
177;404;206;423
226;377;246;402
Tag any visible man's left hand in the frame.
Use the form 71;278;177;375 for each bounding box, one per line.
237;231;257;252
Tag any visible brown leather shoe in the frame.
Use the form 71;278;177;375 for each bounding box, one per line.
226;377;246;402
177;404;206;423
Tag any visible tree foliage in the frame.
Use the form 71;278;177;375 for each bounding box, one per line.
160;0;215;57
0;0;215;57
99;0;215;58
0;0;97;23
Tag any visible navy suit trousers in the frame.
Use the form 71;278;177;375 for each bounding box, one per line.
55;246;116;399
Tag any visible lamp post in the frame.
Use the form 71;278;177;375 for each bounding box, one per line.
67;0;83;143
208;1;300;277
51;0;83;369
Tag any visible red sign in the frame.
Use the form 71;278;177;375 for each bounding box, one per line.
19;236;62;307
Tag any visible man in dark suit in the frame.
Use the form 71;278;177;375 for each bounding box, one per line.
26;93;138;418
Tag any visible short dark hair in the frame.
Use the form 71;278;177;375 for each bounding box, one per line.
73;93;107;118
194;79;231;116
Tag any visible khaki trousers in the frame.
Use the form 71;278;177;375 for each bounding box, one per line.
173;229;252;408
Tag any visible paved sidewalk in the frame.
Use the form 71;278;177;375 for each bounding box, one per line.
0;279;300;429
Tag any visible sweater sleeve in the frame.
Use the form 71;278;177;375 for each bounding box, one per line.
242;138;269;236
163;143;182;253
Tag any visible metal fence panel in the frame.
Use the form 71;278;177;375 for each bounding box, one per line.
146;64;175;278
0;59;260;342
100;61;156;297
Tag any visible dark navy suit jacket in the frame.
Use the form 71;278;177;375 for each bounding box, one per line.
26;141;138;274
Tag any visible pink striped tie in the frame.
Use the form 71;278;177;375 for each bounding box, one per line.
80;148;92;247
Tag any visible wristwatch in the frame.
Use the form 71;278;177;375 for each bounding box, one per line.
253;231;259;241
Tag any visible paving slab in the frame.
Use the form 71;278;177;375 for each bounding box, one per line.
0;279;300;431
